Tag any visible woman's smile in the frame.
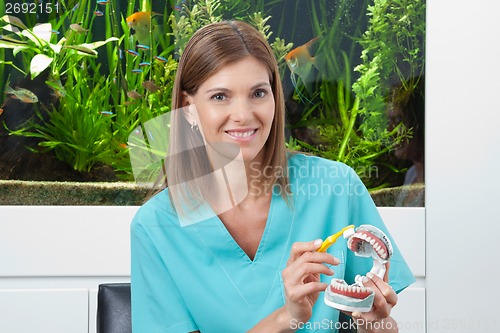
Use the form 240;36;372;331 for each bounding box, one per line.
225;128;257;142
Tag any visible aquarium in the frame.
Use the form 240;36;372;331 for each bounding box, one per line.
0;0;425;206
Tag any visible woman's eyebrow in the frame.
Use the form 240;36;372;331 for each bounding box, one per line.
251;82;271;89
204;87;230;94
204;82;271;94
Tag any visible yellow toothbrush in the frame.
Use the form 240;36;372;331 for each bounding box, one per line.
317;225;355;252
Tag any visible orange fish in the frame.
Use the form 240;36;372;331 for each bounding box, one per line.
284;37;320;103
126;12;161;45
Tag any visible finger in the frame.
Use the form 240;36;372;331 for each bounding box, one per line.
293;251;340;267
284;262;334;284
285;282;329;301
283;261;333;287
351;311;382;328
358;280;390;320
352;305;387;324
367;272;398;306
351;312;366;324
344;284;393;323
287;240;323;264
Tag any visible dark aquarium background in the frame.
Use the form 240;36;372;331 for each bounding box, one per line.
0;0;425;206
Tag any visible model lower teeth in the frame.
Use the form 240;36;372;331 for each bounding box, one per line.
328;279;372;299
324;224;393;313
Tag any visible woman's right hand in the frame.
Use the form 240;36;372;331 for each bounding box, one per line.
281;239;340;325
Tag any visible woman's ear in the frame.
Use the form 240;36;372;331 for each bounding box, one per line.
181;91;191;107
181;92;196;125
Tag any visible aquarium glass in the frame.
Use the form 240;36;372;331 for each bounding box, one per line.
0;0;425;206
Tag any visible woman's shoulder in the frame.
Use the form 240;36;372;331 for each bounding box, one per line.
131;188;177;229
287;153;354;180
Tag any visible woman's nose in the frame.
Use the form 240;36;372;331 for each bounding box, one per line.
229;99;253;123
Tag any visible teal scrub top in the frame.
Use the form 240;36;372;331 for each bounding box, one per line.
131;154;416;333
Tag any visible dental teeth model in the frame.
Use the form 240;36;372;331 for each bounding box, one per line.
320;224;393;313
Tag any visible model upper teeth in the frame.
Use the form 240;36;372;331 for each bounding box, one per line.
349;232;389;260
227;130;255;137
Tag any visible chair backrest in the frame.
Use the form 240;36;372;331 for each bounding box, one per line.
96;283;131;333
95;282;357;332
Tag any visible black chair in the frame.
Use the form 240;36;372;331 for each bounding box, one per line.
96;282;354;333
96;283;131;333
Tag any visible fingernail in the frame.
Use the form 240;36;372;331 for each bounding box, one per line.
352;312;361;318
366;272;375;279
361;276;369;283
313;239;323;247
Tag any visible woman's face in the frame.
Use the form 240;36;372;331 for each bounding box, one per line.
183;56;275;164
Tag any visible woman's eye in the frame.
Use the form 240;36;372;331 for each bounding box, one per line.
253;89;267;98
211;93;227;101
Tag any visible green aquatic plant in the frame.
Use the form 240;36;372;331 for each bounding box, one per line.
0;0;176;178
250;12;293;79
0;3;123;174
271;36;294;80
9;66;126;173
169;0;292;59
0;14;118;83
352;0;425;139
0;0;421;188
283;0;416;188
291;52;411;188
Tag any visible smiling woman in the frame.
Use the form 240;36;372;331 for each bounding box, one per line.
130;20;414;333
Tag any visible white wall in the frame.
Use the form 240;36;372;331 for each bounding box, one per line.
0;207;134;333
426;0;500;332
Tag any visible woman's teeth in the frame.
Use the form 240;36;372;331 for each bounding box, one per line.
227;130;256;138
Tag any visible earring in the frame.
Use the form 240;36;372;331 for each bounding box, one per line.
191;120;198;131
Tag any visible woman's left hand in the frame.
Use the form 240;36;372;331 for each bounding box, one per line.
344;263;399;332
